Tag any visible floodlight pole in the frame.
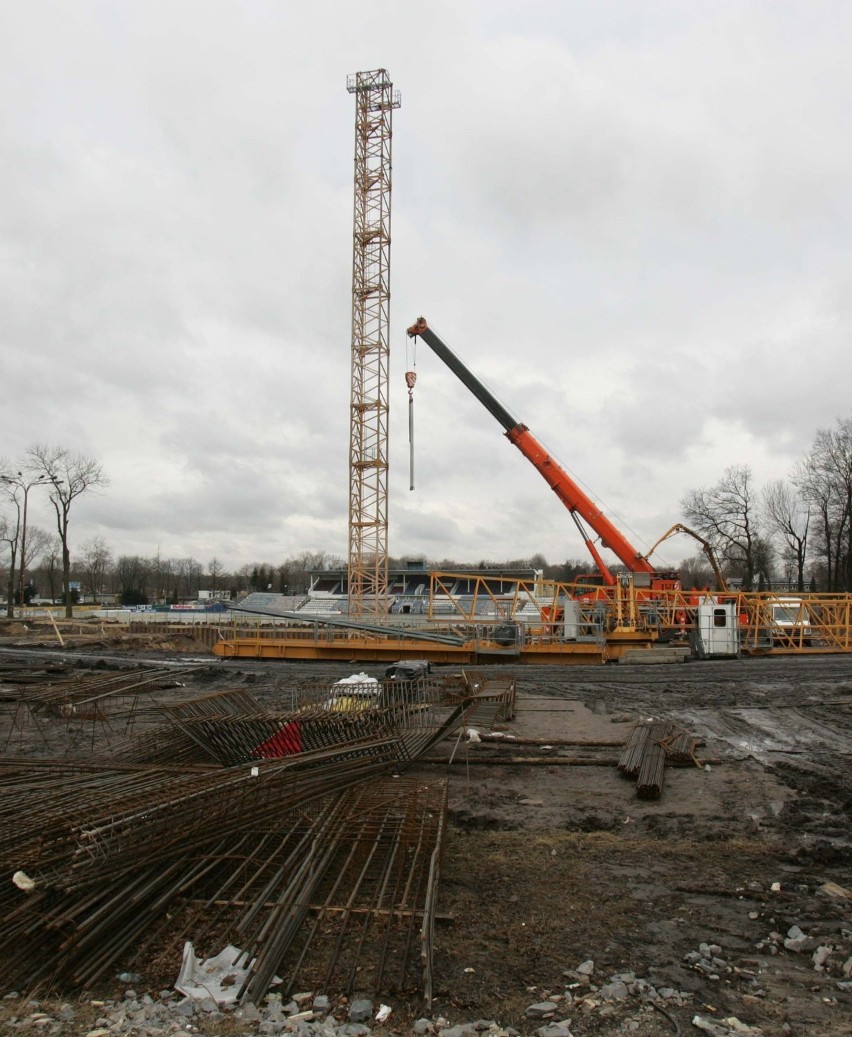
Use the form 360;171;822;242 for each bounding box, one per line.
0;472;62;614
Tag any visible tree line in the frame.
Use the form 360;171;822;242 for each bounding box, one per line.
681;416;852;592
74;548;349;606
1;545;594;608
3;416;852;609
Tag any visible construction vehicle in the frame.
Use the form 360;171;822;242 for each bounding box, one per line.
406;318;679;593
765;596;812;647
645;523;728;592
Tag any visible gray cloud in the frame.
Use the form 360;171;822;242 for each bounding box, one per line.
2;1;851;574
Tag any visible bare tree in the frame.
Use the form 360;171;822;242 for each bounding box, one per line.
0;466;22;616
37;537;63;603
762;480;809;591
79;536;113;602
277;563;294;595
148;551;176;604
26;445;108;617
207;557;226;595
115;555;150;606
794;418;852;591
677;554;715;591
19;526;51;601
794;453;834;590
235;564;255;594
174;557;203;600
0;512;13;615
681;465;767;589
0;510;16;617
286;550;330;595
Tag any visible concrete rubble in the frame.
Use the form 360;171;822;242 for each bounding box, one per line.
15;913;845;1036
0;968;702;1037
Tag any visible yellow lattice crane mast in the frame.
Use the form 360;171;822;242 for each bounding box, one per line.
346;69;400;619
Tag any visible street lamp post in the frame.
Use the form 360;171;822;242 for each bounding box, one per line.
0;472;62;614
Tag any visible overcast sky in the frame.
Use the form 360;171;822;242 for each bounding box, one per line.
2;1;851;575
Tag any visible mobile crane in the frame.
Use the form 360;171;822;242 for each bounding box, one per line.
406;318;679;592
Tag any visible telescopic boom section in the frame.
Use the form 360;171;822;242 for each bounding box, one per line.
406;318;660;584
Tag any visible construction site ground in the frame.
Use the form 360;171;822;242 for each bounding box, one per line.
0;622;850;1037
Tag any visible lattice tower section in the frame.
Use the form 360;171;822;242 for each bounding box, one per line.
346;69;400;619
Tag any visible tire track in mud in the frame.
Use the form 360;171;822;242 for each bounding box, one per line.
674;705;852;759
485;657;852;853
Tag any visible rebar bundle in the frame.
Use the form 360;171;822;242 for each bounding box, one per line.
617;722;652;777
618;719;699;800
635;720;669;799
659;726;700;765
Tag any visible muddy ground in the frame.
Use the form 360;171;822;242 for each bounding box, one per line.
1;636;850;1037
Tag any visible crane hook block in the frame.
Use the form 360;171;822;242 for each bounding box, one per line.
405;370;417;394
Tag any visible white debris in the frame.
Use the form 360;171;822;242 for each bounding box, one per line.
784;925;810;952
175;942;280;1004
12;871;35;893
692;1014;763;1036
334;672;379;687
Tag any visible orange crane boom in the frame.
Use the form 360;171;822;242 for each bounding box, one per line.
406;318;678;590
